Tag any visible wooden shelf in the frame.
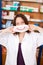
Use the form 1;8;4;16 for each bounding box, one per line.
2;0;43;4
2;0;43;28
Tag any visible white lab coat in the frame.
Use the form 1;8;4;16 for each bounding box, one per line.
0;32;43;65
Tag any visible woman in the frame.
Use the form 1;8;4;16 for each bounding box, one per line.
0;14;43;65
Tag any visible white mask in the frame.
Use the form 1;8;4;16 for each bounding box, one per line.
13;25;29;32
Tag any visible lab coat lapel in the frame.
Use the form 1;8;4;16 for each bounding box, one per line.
21;33;30;65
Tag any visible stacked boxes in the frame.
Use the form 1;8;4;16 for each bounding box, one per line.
20;6;39;12
2;2;20;11
40;5;43;13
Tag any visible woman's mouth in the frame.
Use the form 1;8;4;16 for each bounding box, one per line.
16;27;25;30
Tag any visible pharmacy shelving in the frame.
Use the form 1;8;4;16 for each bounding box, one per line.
2;0;43;28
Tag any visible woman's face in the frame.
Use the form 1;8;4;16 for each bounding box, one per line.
16;17;25;26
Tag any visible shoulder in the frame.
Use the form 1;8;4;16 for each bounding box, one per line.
8;33;17;39
27;31;39;37
26;32;40;41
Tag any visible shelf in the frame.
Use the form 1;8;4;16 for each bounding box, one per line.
2;9;43;14
2;9;18;12
19;0;43;4
2;17;43;22
2;0;43;4
30;19;43;22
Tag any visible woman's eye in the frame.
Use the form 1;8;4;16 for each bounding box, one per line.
16;21;25;25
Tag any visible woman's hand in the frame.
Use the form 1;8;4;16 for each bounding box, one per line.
28;24;36;31
0;26;15;34
29;24;43;32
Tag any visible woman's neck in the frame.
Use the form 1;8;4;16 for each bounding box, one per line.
18;32;25;42
19;32;25;37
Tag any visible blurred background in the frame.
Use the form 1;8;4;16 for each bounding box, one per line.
1;0;43;29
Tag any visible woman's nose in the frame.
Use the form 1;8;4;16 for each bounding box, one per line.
18;23;23;25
